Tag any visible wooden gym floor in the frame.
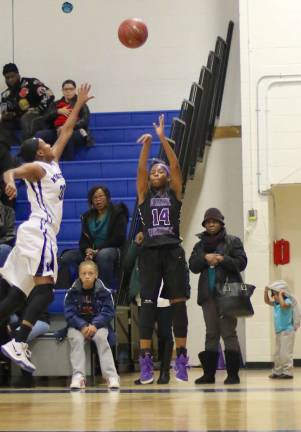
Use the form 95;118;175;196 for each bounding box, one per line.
0;368;300;432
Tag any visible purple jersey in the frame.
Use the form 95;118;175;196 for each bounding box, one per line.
138;188;182;247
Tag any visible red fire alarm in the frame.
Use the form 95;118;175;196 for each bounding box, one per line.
273;239;290;265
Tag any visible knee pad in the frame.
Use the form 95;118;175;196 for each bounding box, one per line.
139;299;156;340
23;284;54;325
171;301;188;338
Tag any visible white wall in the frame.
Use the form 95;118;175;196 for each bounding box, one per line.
1;0;237;113
0;0;13;82
239;0;301;361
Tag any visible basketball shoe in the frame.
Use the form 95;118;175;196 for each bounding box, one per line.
1;339;36;373
138;352;154;384
174;353;189;382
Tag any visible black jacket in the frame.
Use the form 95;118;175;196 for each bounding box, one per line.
189;233;247;305
1;77;54;115
0;201;15;246
79;203;129;254
43;95;90;130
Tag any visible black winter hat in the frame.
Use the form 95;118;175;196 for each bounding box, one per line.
202;208;225;227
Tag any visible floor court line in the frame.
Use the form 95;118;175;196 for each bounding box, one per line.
0;386;299;394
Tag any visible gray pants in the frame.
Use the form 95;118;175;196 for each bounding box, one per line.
273;330;295;376
202;296;240;352
68;327;118;380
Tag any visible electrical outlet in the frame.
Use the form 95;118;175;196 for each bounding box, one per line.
248;209;257;222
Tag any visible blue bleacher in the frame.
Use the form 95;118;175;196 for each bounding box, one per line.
14;110;178;312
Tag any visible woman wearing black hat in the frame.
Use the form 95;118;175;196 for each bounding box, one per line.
0;84;93;374
189;208;247;385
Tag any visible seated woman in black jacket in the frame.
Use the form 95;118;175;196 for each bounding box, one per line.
189;208;247;385
57;185;129;290
35;79;93;160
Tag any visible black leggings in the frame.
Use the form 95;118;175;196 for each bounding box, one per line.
0;279;26;324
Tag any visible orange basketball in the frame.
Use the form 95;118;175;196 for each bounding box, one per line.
118;18;148;49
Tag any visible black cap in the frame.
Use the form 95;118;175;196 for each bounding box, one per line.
202;208;225;227
20;138;39;162
3;63;19;76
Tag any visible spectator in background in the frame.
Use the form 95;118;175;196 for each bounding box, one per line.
64;260;119;390
189;208;247;385
0;63;54;146
57;185;129;290
36;80;94;160
0;191;16;266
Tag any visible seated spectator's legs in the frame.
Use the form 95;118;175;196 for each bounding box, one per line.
67;327;86;377
56;249;84;289
26;320;50;343
94;248;119;289
0;244;12;267
0;121;19;148
92;327;118;381
60;130;86;160
20;111;43;140
35;129;57;145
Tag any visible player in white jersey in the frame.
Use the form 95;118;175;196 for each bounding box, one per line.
0;84;93;373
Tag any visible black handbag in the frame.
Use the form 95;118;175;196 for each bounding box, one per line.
217;268;256;318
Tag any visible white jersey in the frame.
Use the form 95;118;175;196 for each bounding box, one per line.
25;160;66;235
0;160;66;295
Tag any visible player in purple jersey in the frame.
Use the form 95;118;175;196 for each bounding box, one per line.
0;84;93;373
135;114;189;384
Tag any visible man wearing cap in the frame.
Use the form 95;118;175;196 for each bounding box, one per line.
0;63;54;146
189;208;247;385
0;84;92;374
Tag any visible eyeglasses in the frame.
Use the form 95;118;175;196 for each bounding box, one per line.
63;87;76;91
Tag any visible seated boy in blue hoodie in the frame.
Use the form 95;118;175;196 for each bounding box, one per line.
64;260;119;390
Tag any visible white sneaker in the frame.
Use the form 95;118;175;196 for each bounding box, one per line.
70;373;86;390
107;376;120;390
1;339;36;373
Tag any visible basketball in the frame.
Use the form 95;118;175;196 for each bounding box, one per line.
118;18;148;48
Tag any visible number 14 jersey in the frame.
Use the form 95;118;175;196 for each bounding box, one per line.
138;188;182;247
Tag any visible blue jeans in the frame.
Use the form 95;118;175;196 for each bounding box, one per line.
0;244;12;267
57;248;119;290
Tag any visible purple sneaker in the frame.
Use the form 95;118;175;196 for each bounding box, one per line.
138;353;154;384
174;354;189;382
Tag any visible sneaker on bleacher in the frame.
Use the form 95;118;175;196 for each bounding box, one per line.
70;373;86;390
1;339;36;373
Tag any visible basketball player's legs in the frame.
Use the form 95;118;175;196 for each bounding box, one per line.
0;223;57;372
1;275;54;373
163;246;189;381
13;275;54;343
136;247;161;384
